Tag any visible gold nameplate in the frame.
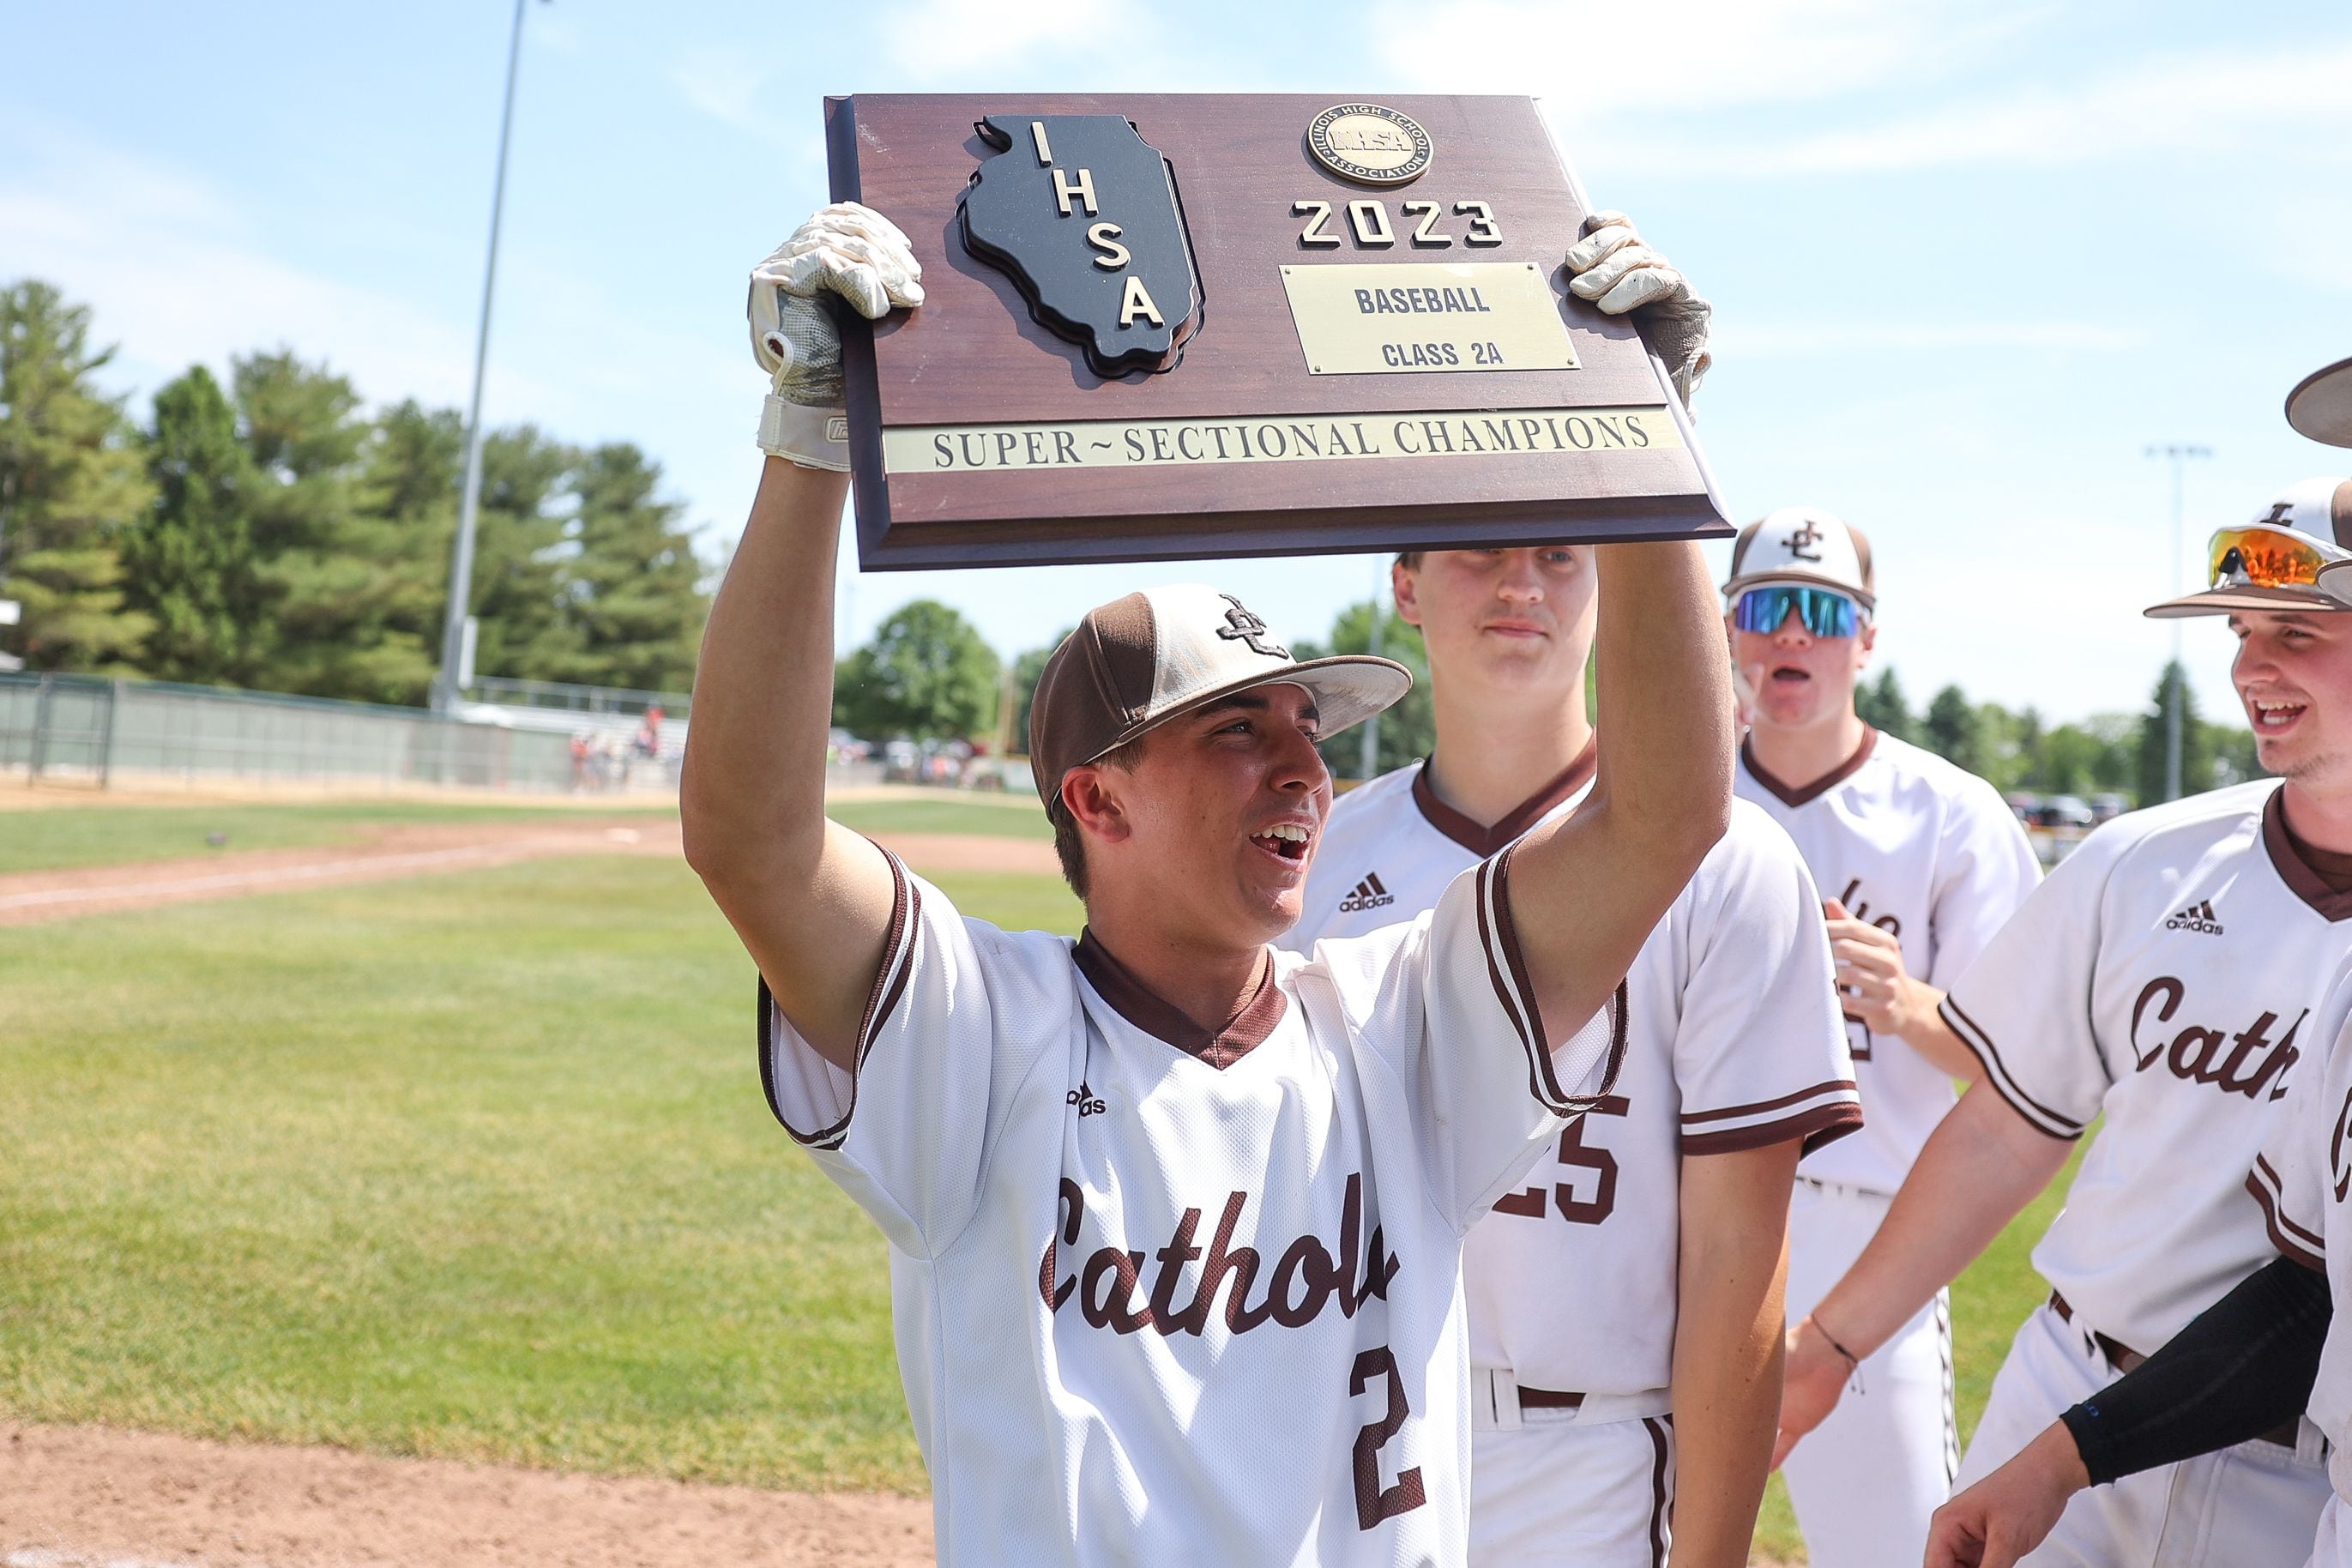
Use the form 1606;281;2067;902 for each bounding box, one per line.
881;406;1678;474
1279;262;1580;376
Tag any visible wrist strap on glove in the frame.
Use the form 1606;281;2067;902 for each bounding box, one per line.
758;395;850;472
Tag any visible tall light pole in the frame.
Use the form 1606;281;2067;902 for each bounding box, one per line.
2145;443;2211;801
434;0;534;713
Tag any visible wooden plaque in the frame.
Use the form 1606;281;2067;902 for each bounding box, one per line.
827;93;1731;570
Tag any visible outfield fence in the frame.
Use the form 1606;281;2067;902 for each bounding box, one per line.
0;672;582;793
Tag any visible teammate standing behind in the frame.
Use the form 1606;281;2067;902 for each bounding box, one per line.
1288;533;1860;1566
1776;478;2352;1565
1723;509;2042;1568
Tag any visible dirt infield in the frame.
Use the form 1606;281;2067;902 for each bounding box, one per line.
0;1420;1802;1568
0;1421;934;1568
0;822;1057;926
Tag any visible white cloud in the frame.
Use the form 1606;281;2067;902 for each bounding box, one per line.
1723;320;2149;355
2269;191;2352;297
1371;0;2029;118
1636;39;2352;175
668;48;793;147
884;0;1155;81
0;118;736;452
0;127;485;411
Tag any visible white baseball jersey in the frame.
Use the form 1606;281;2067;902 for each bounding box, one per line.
1735;727;2041;1192
1289;758;1860;1401
1941;781;2352;1356
763;846;1621;1567
2245;946;2352;1508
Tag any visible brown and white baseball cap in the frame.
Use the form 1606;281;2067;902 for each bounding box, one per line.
1027;583;1410;812
2146;478;2352;618
1722;507;1876;612
2288;356;2352;449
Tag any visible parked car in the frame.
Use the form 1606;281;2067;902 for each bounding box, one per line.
2038;794;2096;829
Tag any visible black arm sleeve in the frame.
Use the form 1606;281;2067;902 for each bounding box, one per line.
2060;1256;2331;1486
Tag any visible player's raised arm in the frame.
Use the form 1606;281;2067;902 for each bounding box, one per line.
1493;214;1733;1044
681;205;926;1070
1505;534;1734;1043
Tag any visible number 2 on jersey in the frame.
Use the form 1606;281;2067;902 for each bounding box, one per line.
1491;1095;1630;1224
1351;1346;1427;1530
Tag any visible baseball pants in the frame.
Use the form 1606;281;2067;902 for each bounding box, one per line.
1469;1409;1675;1567
1955;1299;2329;1566
1780;1177;1957;1568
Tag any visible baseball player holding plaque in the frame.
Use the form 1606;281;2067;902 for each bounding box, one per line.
1776;468;2352;1565
689;202;1733;1565
1284;243;1860;1555
1719;509;2041;1568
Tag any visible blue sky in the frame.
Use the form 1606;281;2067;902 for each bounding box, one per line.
5;1;2349;725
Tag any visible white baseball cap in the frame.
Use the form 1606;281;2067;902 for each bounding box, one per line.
2146;477;2352;618
1722;507;1876;612
1027;584;1410;811
2288;356;2352;449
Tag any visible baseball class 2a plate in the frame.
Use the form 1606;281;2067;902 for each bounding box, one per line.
824;93;1729;570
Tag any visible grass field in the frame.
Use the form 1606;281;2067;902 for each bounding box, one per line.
0;796;676;877
824;793;1052;841
0;794;2071;1560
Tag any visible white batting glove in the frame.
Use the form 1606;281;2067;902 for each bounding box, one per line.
748;202;925;471
1565;211;1712;409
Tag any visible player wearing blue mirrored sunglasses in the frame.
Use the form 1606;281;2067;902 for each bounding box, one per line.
1725;506;2044;1568
1733;584;1865;642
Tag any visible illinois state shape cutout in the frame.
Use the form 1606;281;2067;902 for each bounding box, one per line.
959;114;1199;377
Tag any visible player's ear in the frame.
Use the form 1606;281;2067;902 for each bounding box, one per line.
1062;765;1134;847
1391;559;1424;629
1858;617;1878;660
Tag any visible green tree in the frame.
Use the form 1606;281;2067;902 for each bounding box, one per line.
0;280;154;671
2035;723;2104;795
1855;667;1915;742
233;350;372;691
309;399;467;704
2138;660;2214;804
2208;720;2265;788
1921;684;1986;775
122;365;255;683
462;426;578;686
1308;599;1434;781
556;443;707;691
833;599;1001;741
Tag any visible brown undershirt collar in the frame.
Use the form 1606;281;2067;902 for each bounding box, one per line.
1071;930;1288;1070
1741;726;1880;810
1411;737;1600;858
2265;790;2352;919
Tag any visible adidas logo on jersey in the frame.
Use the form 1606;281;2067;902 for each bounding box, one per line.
2164;899;2224;935
1336;872;1395;913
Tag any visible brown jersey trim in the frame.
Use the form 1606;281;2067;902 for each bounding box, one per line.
1939;995;2087;1141
1476;849;1558;1109
1682;1101;1864;1158
1071;929;1286;1069
757;847;917;1149
1475;847;1631;1115
1681;1078;1861;1125
2246;1158;2327;1269
1411;738;1599;857
1740;726;1879;810
2265;789;2352;920
1642;1415;1673;1568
